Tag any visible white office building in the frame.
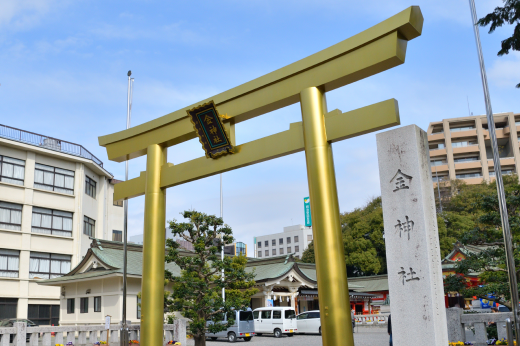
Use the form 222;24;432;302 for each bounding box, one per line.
0;124;124;324
254;225;313;259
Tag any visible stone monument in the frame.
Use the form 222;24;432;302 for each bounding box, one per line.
376;125;449;345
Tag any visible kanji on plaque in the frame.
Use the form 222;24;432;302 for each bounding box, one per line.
187;100;235;159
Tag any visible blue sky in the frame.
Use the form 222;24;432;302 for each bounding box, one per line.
1;0;519;253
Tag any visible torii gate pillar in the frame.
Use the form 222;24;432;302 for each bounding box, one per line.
300;86;354;345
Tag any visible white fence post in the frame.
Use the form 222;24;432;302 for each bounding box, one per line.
42;332;52;346
88;330;98;344
0;329;12;346
174;319;186;345
55;331;64;345
446;308;465;342
473;322;487;346
110;330;118;343
66;331;75;344
14;322;26;346
78;331;87;345
30;331;39;346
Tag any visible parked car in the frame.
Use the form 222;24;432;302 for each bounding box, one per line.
207;310;255;342
253;307;297;338
0;319;38;342
498;305;510;312
296;310;321;335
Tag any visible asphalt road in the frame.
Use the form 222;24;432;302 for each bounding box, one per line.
186;327;389;346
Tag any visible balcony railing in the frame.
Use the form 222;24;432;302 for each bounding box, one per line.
0;124;103;168
450;127;475;132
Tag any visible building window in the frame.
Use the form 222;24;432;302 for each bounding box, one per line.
450;126;475;132
0;298;18;319
0;201;22;231
113;198;123;207
94;296;101;312
265;250;269;257
80;298;88;313
456;172;482;179
29;252;71;279
287;247;291;253
0;249;19;278
294;236;299;243
112;230;122;242
85;176;96;198
454;156;479;163
31;207;73;237
272;249;277;256
84;216;95;237
264;241;268;247
0;155;25;186
451;140;478;148
279;248;284;255
257;241;262;248
287;237;291;244
34;163;74;195
279;238;283;245
272;239;276;246
295;246;300;252
258;251;262;258
307;235;312;241
67;299;75;314
28;304;59;326
137;296;141;319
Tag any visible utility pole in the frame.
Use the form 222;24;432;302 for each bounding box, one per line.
220;173;225;302
468;1;520;341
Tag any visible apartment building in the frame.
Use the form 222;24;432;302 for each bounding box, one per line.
0;124;123;323
427;112;520;185
254;225;313;259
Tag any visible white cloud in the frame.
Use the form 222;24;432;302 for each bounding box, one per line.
90;22;209;45
488;51;520;88
0;0;61;30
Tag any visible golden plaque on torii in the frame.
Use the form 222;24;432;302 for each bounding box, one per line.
187;101;234;159
99;7;423;346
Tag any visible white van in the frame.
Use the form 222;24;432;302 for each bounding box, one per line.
253;307;297;338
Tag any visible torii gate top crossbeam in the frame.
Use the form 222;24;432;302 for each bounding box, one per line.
98;6;423;162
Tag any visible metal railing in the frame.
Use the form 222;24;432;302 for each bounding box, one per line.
0;124;104;168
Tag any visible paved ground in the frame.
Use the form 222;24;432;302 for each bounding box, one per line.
186;327;389;346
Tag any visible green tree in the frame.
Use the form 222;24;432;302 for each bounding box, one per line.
450;175;520;308
477;0;520;88
444;274;469;295
301;196;456;275
301;197;386;276
164;211;258;346
341;197;386;276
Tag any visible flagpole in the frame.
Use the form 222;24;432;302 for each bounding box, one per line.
468;0;520;340
121;70;133;346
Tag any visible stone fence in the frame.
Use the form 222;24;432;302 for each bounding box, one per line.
447;307;513;346
353;313;389;326
0;320;186;346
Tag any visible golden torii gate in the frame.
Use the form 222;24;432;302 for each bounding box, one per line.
99;6;423;346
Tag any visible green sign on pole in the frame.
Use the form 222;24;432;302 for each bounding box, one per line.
304;197;312;227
